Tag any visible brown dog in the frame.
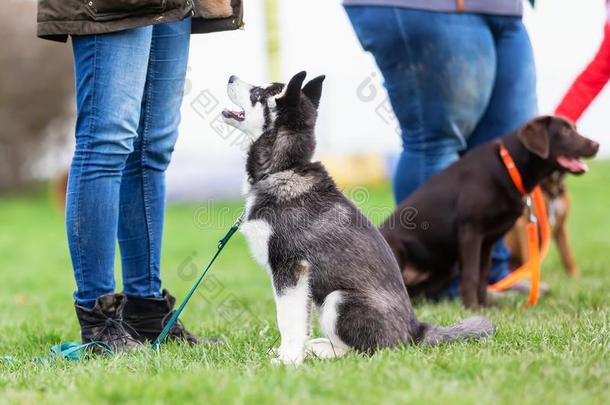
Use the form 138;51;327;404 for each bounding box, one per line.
380;116;598;309
505;172;578;276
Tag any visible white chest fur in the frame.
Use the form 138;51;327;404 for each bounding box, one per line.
241;219;273;270
241;192;273;272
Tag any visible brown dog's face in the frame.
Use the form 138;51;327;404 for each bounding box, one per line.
518;116;599;175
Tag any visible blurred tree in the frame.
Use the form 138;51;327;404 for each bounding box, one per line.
0;0;74;193
264;0;280;81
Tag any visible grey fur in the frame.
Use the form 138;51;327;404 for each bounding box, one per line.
420;316;495;346
258;170;316;201
227;72;494;353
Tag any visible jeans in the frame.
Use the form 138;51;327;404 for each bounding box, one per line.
346;7;537;291
68;18;191;308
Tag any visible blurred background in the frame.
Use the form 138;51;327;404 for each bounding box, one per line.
0;0;608;200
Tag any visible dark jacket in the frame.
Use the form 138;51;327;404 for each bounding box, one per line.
37;0;244;42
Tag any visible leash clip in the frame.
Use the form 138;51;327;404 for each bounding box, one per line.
525;195;537;224
218;213;245;249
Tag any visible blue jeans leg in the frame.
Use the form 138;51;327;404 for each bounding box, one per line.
467;17;538;148
118;19;191;298
69;28;153;308
345;7;496;204
68;19;190;308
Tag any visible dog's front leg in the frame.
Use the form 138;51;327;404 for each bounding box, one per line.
515;215;530;265
458;225;483;310
271;264;312;366
554;215;578;277
478;240;494;306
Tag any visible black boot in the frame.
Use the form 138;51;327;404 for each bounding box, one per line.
74;293;142;354
123;289;199;345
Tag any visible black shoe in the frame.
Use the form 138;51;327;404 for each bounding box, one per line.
74;293;142;354
123;289;201;345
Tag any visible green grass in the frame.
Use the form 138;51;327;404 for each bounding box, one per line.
1;162;609;405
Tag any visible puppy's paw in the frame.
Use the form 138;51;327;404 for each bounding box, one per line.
270;349;304;366
305;338;350;360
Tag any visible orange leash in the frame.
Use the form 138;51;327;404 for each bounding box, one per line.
533;186;551;259
527;221;541;305
488;143;551;305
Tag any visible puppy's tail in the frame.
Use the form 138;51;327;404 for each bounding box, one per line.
418;316;494;346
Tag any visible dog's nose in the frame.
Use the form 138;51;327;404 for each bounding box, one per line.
228;75;237;84
591;140;600;153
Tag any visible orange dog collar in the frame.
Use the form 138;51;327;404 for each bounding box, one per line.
498;142;527;196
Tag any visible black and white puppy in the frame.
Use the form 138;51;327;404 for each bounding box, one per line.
222;71;494;365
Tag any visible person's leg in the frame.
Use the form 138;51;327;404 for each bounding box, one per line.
466;16;538;284
119;19;202;344
467;17;537;148
68;28;153;309
118;18;191;298
345;6;496;203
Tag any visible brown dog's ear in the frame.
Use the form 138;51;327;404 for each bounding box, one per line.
517;116;552;159
281;71;307;107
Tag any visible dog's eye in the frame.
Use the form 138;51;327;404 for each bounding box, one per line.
250;88;263;104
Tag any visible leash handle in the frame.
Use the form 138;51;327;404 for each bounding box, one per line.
152;212;245;349
34;341;112;363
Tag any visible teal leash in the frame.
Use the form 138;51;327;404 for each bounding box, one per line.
41;341;112;362
1;341;112;365
152;212;244;350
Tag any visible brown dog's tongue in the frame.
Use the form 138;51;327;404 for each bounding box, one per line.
557;156;588;173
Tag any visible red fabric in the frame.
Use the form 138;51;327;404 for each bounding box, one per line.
555;23;610;122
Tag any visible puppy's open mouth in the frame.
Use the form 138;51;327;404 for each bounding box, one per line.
557;155;588;174
222;109;245;122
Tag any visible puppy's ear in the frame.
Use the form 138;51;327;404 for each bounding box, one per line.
517;116;552;159
302;75;326;109
281;71;307;107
